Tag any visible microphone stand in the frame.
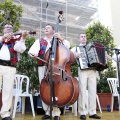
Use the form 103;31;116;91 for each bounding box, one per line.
114;49;120;110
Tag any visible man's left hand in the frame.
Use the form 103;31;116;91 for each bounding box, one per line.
54;33;64;42
22;31;28;40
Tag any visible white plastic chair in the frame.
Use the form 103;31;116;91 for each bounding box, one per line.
11;74;35;118
72;100;78;116
96;94;102;113
107;78;119;112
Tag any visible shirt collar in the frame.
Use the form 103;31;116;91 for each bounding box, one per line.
80;44;86;46
44;36;53;42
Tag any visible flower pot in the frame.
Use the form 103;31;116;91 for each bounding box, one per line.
97;93;112;111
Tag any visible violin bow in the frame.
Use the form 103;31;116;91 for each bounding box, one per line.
29;53;65;71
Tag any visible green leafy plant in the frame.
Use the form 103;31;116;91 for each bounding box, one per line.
97;63;116;93
0;0;23;33
16;37;39;94
85;21;116;93
70;45;78;77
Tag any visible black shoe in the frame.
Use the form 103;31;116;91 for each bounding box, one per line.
42;115;50;120
2;117;12;120
80;115;86;119
89;114;101;119
54;116;60;120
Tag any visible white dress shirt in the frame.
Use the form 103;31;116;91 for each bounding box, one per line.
28;37;70;56
0;36;26;60
71;44;85;53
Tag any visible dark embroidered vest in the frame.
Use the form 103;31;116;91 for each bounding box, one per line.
38;38;48;66
0;41;18;66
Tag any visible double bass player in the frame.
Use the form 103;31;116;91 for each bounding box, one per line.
28;24;70;120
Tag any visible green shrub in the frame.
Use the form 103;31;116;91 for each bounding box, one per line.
85;21;116;93
17;37;39;93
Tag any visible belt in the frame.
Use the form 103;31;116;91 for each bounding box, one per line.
0;60;16;67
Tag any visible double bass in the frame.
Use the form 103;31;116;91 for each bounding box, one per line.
40;11;79;107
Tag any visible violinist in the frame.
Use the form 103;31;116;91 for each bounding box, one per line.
0;23;28;120
28;24;70;120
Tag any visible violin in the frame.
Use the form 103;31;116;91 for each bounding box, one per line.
2;31;36;44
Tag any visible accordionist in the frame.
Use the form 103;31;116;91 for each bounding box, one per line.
71;33;101;119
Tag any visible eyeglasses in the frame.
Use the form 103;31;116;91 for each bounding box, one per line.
4;24;13;29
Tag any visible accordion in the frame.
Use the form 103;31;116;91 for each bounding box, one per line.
76;42;107;71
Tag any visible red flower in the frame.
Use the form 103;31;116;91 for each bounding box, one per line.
11;58;18;64
10;48;14;52
40;50;44;54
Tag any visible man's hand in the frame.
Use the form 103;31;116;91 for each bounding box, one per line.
29;53;38;60
54;32;64;42
22;31;28;40
74;52;82;58
3;33;12;43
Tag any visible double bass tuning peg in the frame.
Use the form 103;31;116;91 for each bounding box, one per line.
59;15;64;22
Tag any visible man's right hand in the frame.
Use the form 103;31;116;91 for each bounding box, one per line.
74;52;82;58
3;33;12;43
29;53;38;60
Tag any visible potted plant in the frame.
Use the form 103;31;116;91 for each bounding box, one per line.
96;63;116;110
16;37;40;113
85;21;116;110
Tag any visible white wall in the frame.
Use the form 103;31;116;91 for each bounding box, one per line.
98;0;120;46
98;0;112;28
109;0;120;46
